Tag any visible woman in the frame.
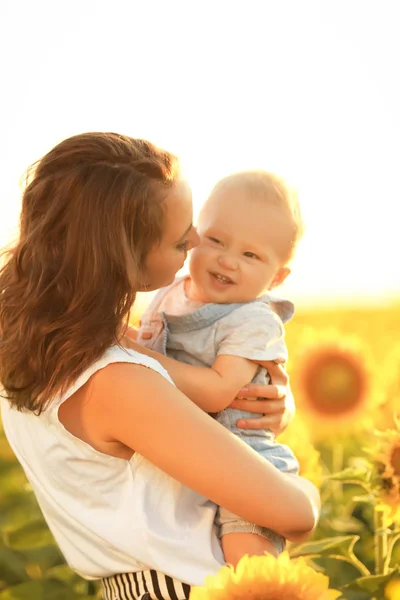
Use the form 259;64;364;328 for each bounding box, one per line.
0;133;320;600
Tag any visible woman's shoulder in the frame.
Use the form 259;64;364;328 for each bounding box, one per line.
101;345;172;379
89;346;175;392
56;345;174;410
55;346;177;460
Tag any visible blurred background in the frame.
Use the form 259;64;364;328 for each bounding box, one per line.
1;1;399;598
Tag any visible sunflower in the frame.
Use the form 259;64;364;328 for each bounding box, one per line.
190;552;341;600
385;578;400;600
377;343;400;431
372;427;400;523
289;330;381;438
278;418;324;489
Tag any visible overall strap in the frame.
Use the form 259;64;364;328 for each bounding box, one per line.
166;301;245;333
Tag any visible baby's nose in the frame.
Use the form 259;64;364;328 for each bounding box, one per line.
218;254;238;270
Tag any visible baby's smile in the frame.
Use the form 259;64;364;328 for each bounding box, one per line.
210;271;235;285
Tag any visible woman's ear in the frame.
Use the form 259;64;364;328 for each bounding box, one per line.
269;267;291;290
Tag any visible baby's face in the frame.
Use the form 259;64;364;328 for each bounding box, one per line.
188;186;291;304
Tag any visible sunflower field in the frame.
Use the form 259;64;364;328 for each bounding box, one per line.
1;302;400;599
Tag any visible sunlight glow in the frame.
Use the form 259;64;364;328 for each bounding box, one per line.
2;1;399;305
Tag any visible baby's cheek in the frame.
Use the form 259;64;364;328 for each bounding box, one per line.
200;245;215;259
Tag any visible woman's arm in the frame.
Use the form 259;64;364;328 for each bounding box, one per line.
89;362;320;538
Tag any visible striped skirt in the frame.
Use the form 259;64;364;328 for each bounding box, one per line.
102;570;191;600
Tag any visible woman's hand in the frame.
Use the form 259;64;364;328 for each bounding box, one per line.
229;361;295;436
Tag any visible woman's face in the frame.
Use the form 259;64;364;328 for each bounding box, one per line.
141;179;200;291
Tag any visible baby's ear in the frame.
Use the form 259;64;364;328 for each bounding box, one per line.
269;267;291;289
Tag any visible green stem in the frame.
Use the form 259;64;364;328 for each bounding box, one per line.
332;442;344;504
374;505;389;575
383;531;400;572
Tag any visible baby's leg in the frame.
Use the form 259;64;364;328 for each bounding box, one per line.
216;506;285;567
222;532;279;567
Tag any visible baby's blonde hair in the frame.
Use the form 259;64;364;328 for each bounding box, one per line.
208;170;304;263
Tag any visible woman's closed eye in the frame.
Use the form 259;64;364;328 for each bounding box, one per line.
176;240;191;252
243;251;259;259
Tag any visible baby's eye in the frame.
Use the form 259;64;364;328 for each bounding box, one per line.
243;251;259;259
207;237;221;244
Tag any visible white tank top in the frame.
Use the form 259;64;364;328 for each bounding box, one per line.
0;346;224;584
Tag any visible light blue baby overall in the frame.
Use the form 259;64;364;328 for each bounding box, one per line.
138;277;299;552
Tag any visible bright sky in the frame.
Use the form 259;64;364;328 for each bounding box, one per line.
1;0;399;306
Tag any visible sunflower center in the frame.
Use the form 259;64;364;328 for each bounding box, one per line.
390;445;400;476
301;352;367;417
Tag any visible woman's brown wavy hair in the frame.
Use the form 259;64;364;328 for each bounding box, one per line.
0;132;180;413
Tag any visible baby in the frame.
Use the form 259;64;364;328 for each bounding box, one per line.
138;170;303;566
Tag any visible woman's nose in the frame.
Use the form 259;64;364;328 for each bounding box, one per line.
218;254;238;271
192;227;201;247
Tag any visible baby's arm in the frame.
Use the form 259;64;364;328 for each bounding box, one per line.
168;353;259;413
125;342;258;412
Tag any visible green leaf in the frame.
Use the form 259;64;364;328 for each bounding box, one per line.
290;535;371;578
0;579;78;600
0;581;43;600
6;521;55;550
0;469;29;496
0;439;15;462
44;565;78;584
45;567;100;598
339;591;375;600
0;503;45;532
351;495;375;504
290;535;360;559
0;547;29;585
325;516;365;534
341;567;400;596
43;579;78;600
328;467;371;484
19;545;64;573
